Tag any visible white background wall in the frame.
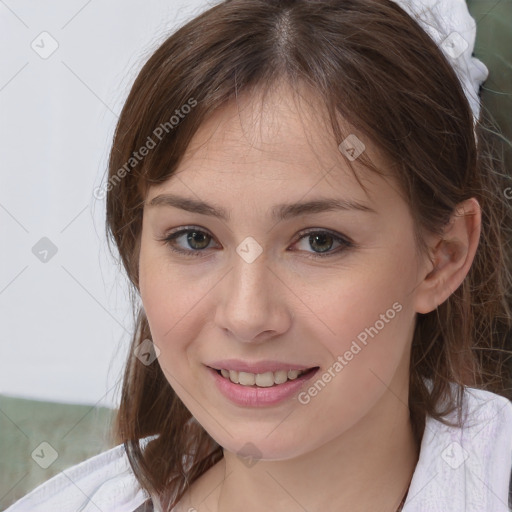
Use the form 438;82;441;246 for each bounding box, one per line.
0;0;212;407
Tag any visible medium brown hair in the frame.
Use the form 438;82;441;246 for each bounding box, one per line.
105;0;512;508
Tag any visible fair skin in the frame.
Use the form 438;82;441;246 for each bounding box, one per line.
138;81;481;512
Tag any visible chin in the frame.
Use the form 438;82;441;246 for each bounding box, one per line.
208;426;317;462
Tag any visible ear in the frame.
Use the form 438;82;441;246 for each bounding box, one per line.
414;198;481;314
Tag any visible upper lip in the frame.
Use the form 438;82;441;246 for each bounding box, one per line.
206;359;317;374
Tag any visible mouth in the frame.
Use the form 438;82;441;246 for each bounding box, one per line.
210;366;319;388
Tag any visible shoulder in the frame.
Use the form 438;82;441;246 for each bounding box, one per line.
4;443;151;512
403;385;512;512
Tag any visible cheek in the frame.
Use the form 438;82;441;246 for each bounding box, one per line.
138;242;198;368
310;246;417;381
317;282;410;371
138;245;224;389
297;280;414;434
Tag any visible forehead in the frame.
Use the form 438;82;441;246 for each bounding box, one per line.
148;80;395;206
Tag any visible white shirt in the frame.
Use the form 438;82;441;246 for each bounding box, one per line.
5;386;512;512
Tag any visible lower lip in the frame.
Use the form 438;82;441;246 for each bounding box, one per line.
207;366;319;407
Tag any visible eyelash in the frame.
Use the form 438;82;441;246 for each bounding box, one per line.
156;226;354;260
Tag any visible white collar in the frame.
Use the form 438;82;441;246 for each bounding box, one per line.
403;385;512;511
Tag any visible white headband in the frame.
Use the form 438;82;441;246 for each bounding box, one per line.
390;0;488;121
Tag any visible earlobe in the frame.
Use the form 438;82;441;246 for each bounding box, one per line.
414;198;481;314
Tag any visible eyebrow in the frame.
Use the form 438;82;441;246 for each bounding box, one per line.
147;193;377;221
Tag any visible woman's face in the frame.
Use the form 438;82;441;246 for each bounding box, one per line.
138;82;429;460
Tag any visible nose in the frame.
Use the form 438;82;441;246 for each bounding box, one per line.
214;250;293;344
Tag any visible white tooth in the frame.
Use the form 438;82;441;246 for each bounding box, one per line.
255;372;275;387
287;370;300;380
274;370;288;384
229;370;239;384
238;371;256;386
220;369;230;378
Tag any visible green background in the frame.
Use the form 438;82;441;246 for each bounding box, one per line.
0;395;114;509
469;0;512;169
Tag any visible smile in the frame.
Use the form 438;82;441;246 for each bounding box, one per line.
206;365;320;407
216;368;310;387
